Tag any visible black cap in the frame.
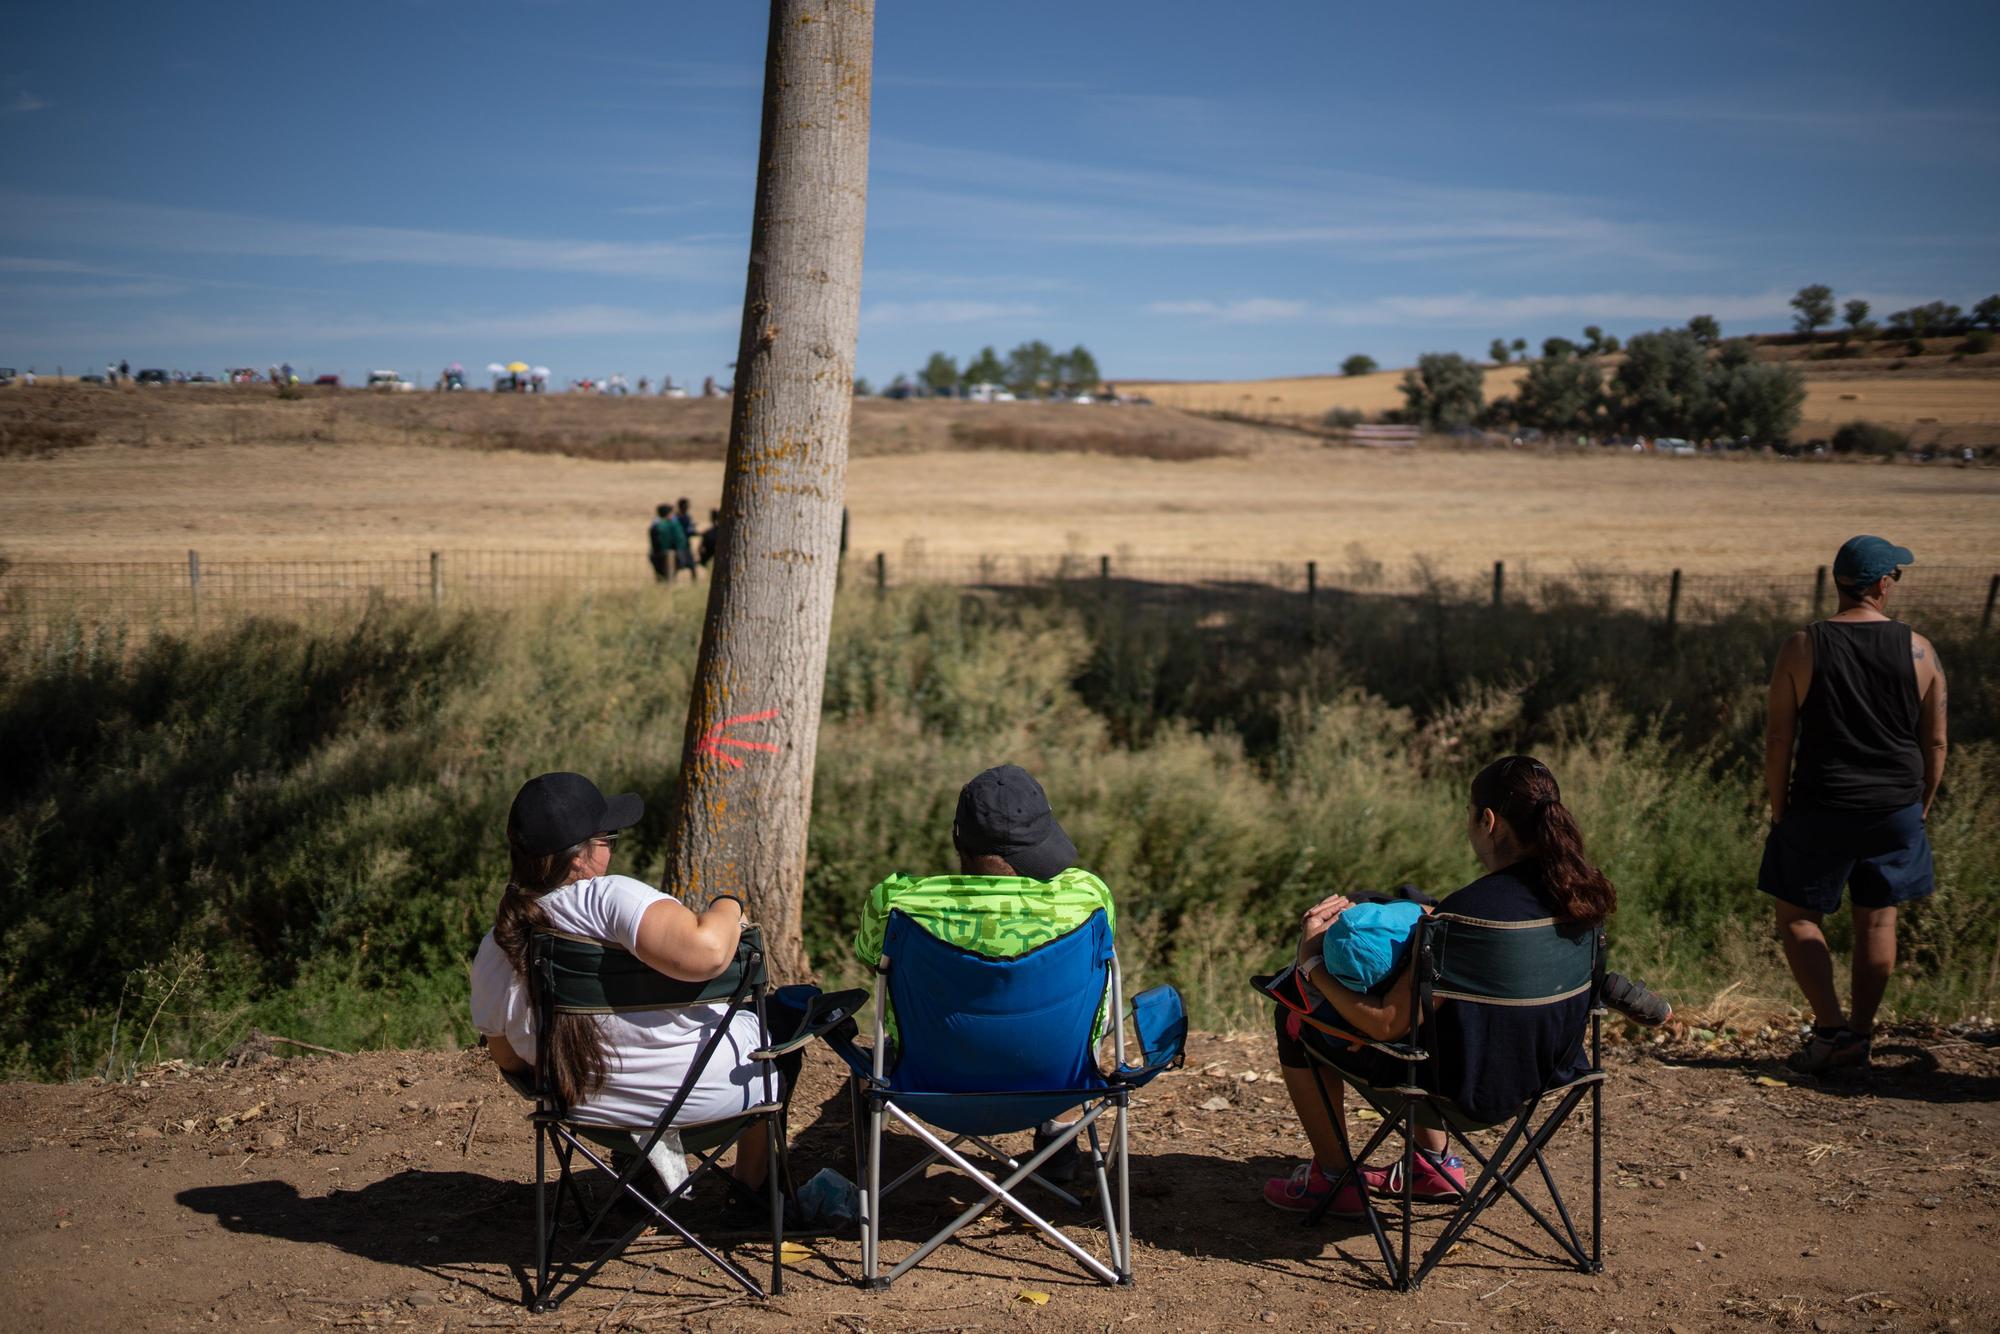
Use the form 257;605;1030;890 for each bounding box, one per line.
508;772;643;857
952;764;1078;882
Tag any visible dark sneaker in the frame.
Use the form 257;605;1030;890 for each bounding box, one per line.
1787;1026;1871;1074
1601;972;1673;1027
1032;1119;1081;1186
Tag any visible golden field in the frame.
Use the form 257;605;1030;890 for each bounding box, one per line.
2;384;1995;578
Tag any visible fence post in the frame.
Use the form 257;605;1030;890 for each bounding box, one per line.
1492;560;1505;609
1099;554;1111;582
1664;568;1682;639
430;551;443;608
874;551;886;594
187;549;202;627
1813;565;1828;619
1984;572;1999;635
1306;559;1317;604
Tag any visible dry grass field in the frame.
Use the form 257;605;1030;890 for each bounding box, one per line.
1;383;1996;577
1122;348;2000;446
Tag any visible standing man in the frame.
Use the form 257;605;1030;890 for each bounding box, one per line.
1761;536;1947;1073
647;503;676;582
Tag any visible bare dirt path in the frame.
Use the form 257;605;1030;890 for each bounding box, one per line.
4;1028;1994;1332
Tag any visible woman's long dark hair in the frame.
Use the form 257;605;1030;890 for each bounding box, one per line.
1469;755;1616;925
492;830;611;1110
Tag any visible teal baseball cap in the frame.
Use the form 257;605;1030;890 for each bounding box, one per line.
1321;900;1425;993
1832;535;1914;586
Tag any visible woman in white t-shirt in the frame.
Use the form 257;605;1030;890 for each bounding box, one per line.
470;772;778;1192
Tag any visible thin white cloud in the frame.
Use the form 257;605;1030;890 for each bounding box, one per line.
0;191;734;280
9;91;51;113
1149;298;1309;323
0;255;97;273
1567;97;2000;136
861;300;1045;328
9;303;740;347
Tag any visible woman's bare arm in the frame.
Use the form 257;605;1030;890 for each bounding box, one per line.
485;1032;530;1073
1307;956;1419;1043
631;895;744;981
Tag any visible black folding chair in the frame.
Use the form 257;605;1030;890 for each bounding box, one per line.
518;925;792;1311
1255;910;1606;1291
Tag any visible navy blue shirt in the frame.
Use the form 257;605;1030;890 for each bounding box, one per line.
1425;863;1594;1125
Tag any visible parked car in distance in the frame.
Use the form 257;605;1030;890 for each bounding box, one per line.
188;372;217;383
366;369;415;392
78;373;107;385
0;367;16;386
135;368;170;385
314;374;341;387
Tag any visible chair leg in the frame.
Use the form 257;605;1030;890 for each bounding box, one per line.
769;1111;786;1297
1086;1120;1122;1277
1115;1097;1133;1285
863;1091;885;1286
1590;1078;1604;1273
532;1125;550;1311
1398;1107;1416;1291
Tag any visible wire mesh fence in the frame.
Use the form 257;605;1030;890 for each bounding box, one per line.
1;548;1994;639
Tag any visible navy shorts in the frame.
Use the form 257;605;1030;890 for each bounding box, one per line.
1758;802;1935;914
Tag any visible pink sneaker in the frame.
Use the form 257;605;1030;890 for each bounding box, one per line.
1362;1152;1466;1202
1262;1160;1367;1218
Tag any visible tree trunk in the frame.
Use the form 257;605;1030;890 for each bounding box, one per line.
663;0;874;979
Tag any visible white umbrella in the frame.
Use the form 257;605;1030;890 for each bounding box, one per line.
485;362;506;375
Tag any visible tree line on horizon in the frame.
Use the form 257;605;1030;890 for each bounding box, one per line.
866;341;1102;399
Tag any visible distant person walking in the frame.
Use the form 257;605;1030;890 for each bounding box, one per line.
1761;535;1947;1073
647;504;677;582
670;497;700;582
118;359;130;383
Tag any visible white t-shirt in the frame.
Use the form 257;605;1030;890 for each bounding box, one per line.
470;874;771;1129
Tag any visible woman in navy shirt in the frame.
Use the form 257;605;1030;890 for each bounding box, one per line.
1264;755;1617;1215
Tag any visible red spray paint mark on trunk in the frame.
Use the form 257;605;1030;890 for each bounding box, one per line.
697;708;782;769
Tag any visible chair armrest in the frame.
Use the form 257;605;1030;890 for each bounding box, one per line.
750;987;870;1062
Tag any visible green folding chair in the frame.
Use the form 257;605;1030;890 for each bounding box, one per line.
1257;910;1606;1291
517;925;791;1311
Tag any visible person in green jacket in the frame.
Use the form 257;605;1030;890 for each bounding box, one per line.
853;764;1113;1181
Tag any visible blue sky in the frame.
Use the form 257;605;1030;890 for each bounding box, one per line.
3;2;1996;387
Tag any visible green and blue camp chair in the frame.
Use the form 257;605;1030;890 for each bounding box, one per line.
1256;910;1606;1291
513;925;809;1311
815;907;1186;1288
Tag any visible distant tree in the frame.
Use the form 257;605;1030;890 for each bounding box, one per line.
1612;329;1716;437
1399;352;1484;430
1600;334;1621;355
1003;339;1054;396
1715;359;1806;442
1514;347;1604;435
1686;314;1721;347
1975;295;2000;331
887;373;913;397
1581;325;1607;355
1488;338;1512;365
1716;338;1756;370
1510;338;1528;358
1541;336;1579;361
1341;353;1378;377
1843;299;1872;332
920;351;960;396
1060;344;1101;394
963;345;1006;387
852;375;873;396
1962;329;1995;356
1891;301;1967;339
1790;284;1835;336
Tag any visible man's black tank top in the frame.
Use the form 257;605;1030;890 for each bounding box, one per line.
1790;619;1922;811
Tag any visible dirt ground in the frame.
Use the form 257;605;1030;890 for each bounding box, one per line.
4;1024;1996;1332
2;396;1996;575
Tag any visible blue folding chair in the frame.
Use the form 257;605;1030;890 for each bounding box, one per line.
820;907;1186;1288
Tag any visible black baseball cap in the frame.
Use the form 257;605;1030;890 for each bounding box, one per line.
952;764;1078;882
508;772;643;857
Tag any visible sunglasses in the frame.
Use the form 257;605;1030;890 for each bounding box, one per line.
592;832;621;849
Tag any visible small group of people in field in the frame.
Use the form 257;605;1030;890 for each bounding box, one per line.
647;499;719;583
470;532;1946;1217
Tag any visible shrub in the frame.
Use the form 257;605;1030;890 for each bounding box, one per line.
1321;407;1364;430
1964;330;1995;355
1830;420;1909;456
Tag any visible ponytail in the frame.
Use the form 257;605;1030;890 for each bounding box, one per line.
493;835;611;1110
1469;756;1616;926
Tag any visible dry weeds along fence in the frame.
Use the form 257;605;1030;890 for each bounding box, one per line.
3;549;1995;638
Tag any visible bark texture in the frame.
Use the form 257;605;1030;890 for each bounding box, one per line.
663;0;873;979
